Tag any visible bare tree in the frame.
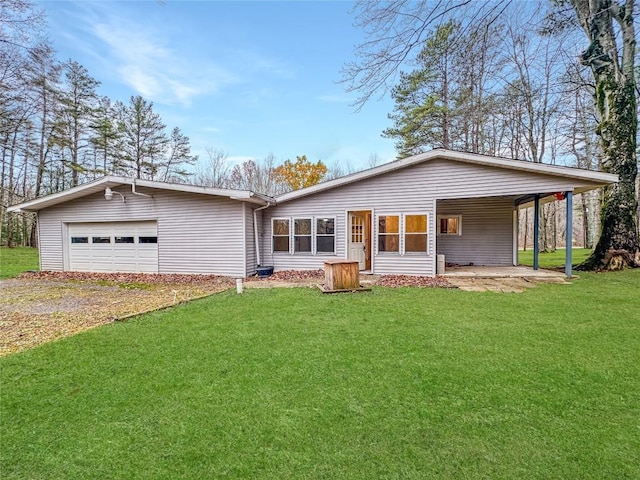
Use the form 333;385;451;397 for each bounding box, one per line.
228;154;283;196
342;0;511;110
194;148;230;188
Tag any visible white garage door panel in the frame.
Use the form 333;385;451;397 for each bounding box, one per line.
68;221;158;273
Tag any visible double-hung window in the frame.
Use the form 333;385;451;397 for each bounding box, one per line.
294;218;312;253
404;214;428;253
316;218;335;254
273;216;336;255
378;215;399;252
272;219;290;252
377;213;428;254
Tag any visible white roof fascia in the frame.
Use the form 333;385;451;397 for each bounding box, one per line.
7;175;270;212
7;176;116;213
276;149;619;203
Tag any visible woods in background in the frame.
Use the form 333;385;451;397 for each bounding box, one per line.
344;0;639;269
1;1;199;245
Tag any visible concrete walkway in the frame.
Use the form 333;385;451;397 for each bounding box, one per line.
442;265;567;278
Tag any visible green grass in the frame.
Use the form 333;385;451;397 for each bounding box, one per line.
0;246;39;279
518;247;592;268
2;270;639;479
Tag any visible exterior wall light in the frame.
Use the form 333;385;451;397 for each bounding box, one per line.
104;187;125;202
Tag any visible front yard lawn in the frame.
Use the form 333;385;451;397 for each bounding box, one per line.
0;247;39;279
518;247;592;268
2;270;639;479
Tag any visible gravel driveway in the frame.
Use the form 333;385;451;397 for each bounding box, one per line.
0;272;232;356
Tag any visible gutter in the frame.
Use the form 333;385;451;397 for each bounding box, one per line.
253;202;272;267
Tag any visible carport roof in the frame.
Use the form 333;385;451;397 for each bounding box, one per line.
275;149;619;203
8;176;274;212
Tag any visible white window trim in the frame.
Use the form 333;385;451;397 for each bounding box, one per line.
293;217;313;254
376;213;429;255
403;212;429;255
273;215;337;256
376;213;401;255
314;216;337;255
436;214;463;236
272;217;291;254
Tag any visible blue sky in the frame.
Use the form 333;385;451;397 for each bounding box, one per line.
39;0;398;170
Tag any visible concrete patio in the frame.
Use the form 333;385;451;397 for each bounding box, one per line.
442;265;567;278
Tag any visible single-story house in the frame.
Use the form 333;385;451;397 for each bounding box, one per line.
8;149;618;278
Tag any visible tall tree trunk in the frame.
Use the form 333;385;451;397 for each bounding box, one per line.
571;0;639;269
581;194;590;248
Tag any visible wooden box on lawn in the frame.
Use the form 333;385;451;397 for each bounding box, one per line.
324;259;360;291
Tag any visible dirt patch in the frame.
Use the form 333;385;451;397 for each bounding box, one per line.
0;272;232;356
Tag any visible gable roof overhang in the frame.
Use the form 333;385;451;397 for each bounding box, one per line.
7;176;274;213
275;149;619;204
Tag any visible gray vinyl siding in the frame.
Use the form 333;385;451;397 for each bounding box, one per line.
39;214;64;272
262;169;440;276
37;185;247;277
244;204;259;277
426;159;597;197
263;159;592;276
436;198;514;265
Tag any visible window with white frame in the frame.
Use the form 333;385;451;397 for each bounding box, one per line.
274;216;336;255
377;215;399;252
272;218;290;252
315;217;335;254
437;215;462;235
294;218;312;253
377;213;429;254
404;214;428;253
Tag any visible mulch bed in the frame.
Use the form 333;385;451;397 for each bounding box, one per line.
245;269;325;282
18;270;231;286
246;269;454;288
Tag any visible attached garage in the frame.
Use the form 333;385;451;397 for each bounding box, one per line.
8;176;270;277
67;221;158;273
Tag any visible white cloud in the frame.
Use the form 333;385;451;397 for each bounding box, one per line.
63;2;297;109
89;15;237;107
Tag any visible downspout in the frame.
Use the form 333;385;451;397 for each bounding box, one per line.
253;202;272;266
131;178;152;198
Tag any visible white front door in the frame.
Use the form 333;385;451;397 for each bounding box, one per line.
348;213;366;270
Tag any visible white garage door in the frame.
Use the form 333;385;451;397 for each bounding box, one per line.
68;221;158;273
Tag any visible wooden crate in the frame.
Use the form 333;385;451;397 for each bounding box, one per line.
324;259;360;291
